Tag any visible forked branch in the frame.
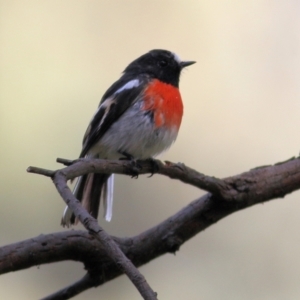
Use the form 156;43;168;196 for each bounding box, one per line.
1;156;297;299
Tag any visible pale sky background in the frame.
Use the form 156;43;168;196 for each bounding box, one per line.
1;1;300;299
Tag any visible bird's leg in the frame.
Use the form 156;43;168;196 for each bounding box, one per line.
119;151;141;178
119;151;134;161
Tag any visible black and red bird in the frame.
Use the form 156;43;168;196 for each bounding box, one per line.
61;49;195;226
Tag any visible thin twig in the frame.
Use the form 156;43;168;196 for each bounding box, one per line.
27;166;55;177
52;170;157;300
41;274;95;300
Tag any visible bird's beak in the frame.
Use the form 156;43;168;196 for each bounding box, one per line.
180;60;196;68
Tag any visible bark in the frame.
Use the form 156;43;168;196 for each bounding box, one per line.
0;156;298;299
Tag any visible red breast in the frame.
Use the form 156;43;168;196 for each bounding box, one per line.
142;79;184;130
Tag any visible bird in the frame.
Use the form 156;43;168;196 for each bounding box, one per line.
61;49;195;227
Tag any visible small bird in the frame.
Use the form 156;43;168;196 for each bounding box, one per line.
61;49;195;226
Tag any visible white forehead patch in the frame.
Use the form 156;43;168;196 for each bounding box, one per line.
115;79;140;94
172;52;182;64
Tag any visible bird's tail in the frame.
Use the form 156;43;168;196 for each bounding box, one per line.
61;173;114;227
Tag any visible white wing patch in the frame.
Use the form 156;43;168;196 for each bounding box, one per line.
115;79;140;94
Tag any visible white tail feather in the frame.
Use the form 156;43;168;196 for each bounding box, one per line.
62;174;114;226
103;174;114;222
61;205;73;227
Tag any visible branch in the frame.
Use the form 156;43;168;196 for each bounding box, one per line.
50;168;157;299
16;156;300;298
41;274;96;300
29;157;226;194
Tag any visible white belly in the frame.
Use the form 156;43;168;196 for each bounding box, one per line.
88;101;179;159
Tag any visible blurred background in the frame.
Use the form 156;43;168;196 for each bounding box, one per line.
1;1;300;299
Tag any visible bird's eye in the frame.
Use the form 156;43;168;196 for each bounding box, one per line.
158;60;168;67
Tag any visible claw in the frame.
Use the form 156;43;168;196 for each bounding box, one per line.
119;151;134;161
129;159;142;178
119;151;141;178
146;158;160;177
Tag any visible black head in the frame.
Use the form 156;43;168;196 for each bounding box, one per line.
123;49;196;87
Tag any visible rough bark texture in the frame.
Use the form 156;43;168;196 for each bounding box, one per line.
0;156;298;299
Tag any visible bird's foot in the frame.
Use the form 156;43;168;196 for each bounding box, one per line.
146;158;160;177
119;151;141;178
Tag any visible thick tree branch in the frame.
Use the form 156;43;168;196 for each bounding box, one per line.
10;155;299;299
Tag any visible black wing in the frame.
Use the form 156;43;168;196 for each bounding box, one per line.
79;74;149;157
